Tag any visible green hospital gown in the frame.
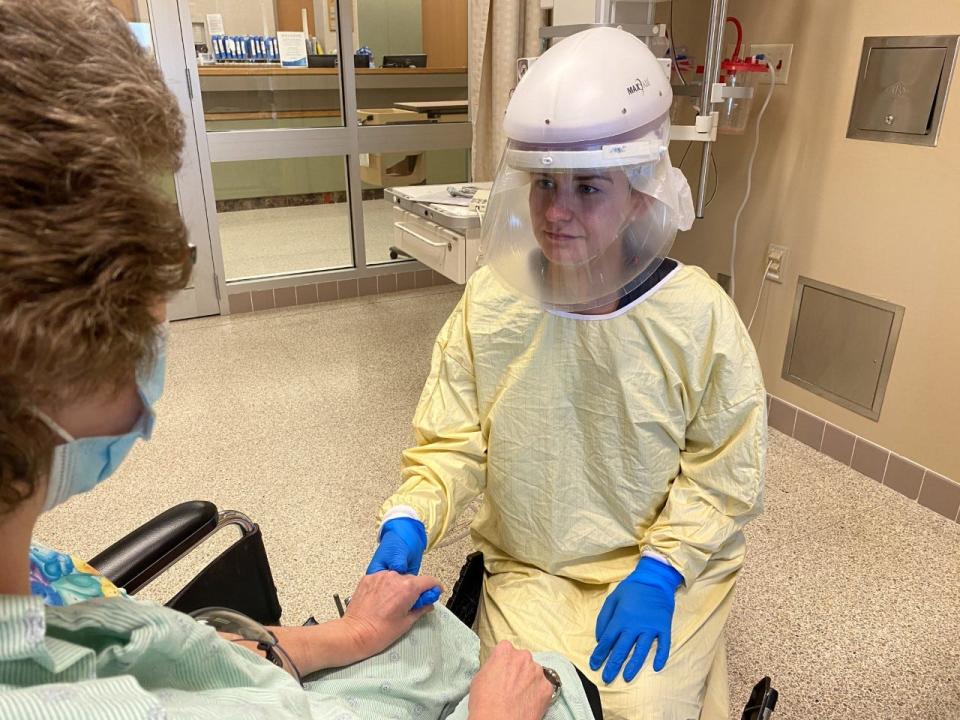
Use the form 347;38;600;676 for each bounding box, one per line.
0;594;592;719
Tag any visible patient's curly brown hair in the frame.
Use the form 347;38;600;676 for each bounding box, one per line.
0;0;192;514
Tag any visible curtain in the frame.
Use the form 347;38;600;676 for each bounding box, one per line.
469;0;545;181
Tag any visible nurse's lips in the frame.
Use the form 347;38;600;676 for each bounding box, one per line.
543;230;580;242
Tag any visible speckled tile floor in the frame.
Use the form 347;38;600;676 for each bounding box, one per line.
35;286;960;719
218;198;398;280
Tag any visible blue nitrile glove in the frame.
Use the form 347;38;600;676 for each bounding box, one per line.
590;556;684;684
366;517;438;610
367;518;427;574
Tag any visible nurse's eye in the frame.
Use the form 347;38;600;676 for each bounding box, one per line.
577;184;600;195
535;177;555;190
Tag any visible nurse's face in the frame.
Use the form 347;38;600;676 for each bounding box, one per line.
529;170;648;265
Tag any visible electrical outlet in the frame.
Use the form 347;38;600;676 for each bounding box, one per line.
748;43;793;84
766;244;788;283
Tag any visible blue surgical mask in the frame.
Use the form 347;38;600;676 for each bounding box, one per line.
35;329;168;513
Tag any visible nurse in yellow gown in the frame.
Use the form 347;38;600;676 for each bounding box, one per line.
368;27;766;720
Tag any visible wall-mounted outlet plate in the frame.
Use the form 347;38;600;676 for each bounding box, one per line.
766;244;789;283
749;43;794;84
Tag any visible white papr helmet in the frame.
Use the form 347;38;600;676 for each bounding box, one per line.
481;27;694;312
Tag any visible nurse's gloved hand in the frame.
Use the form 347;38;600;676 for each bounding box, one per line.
590;556;683;684
366;518;437;609
367;518;427;574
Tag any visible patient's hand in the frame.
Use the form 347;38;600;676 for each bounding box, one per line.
468;641;554;720
341;571;443;659
267;572;442;676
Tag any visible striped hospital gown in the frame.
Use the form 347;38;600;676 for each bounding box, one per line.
0;594;592;719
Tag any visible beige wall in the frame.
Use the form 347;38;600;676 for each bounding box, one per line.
188;0;277;36
359;0;423;60
670;0;960;479
315;0;360;58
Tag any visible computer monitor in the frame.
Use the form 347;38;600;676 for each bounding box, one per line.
306;54;370;68
308;54;337;68
382;54;427;68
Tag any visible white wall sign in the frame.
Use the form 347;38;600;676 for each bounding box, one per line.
278;31;308;67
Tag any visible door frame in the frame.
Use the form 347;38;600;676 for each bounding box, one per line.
149;1;226;319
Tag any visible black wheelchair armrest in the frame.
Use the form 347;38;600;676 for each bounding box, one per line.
446;551;485;628
89;500;218;594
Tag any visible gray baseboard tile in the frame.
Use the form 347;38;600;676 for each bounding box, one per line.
767;397;797;435
793;410;826;451
822;424;856;466
766;393;960;524
851;438;890;483
227;292;253;314
883;455;925;501
918;472;960;522
226;268;457;317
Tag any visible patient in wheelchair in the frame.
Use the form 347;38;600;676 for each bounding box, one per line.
0;1;597;718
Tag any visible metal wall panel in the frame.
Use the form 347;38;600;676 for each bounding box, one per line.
847;35;958;147
782;278;905;421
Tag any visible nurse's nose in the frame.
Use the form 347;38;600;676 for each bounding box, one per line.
544;193;574;223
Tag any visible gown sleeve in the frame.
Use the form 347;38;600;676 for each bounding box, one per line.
380;294;487;549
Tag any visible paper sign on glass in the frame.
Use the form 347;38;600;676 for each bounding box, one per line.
278;31;308;67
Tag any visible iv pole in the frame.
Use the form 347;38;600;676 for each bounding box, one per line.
546;0;730;219
695;0;728;217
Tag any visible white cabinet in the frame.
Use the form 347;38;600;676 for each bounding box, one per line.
387;187;483;285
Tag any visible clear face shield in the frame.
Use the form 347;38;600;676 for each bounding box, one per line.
479;116;693;312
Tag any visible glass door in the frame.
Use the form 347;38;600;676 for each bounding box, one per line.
177;0;472;300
